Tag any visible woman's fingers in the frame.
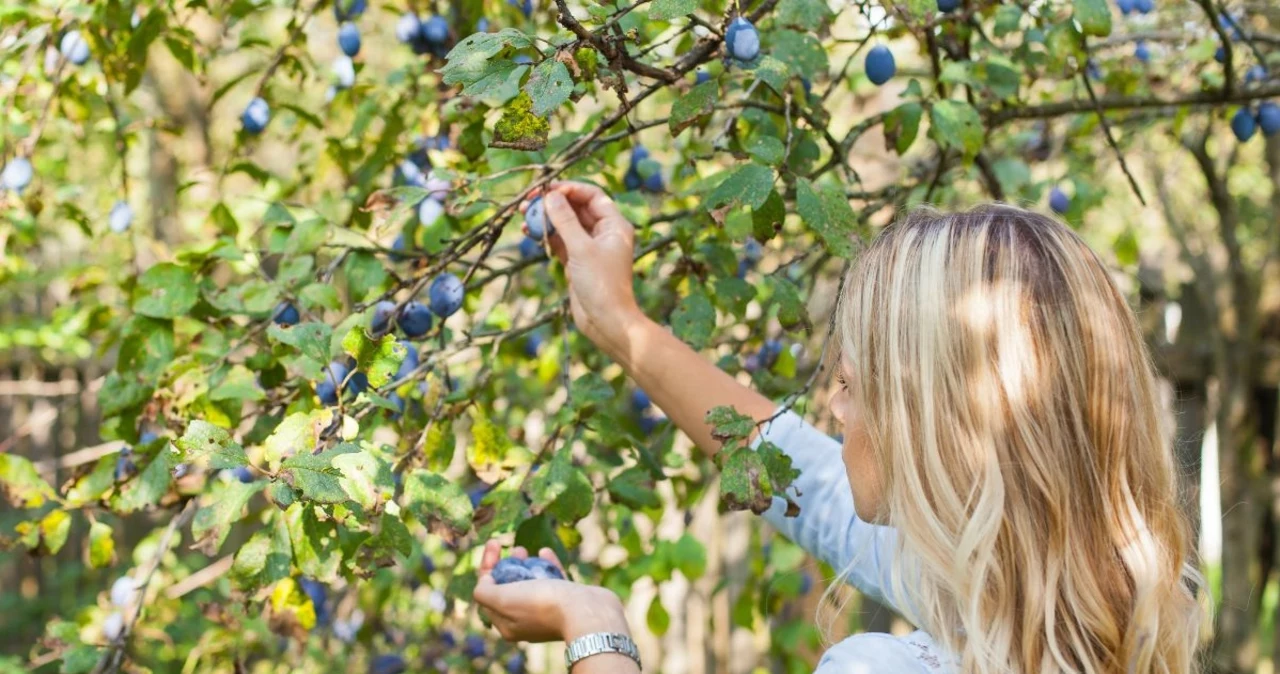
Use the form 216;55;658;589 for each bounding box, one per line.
512;546;528;560
479;540;502;576
549;181;624;228
542;191;592;254
538;547;567;575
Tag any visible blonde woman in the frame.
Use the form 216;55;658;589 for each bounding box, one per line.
472;183;1205;673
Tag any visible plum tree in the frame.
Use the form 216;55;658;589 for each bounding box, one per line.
7;0;1280;672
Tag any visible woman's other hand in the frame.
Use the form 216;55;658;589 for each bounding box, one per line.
472;540;630;644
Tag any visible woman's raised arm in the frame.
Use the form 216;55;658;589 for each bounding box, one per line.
532;182;776;455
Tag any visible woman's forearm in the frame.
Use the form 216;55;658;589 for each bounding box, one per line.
561;588;642;673
600;309;777;457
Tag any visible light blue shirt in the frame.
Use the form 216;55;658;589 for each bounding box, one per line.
755;409;955;673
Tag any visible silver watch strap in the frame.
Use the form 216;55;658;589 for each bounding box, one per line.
563;632;642;671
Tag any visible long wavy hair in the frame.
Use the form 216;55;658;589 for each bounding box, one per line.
836;205;1206;673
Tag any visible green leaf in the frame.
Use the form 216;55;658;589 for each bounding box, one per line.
284;503;342;582
365;513;413;560
649;0;696;20
884;102;923;155
176;420;249;469
1073;0;1111;37
467;407;510;473
993;4;1022;37
99;372;153;418
232;515;292;589
280;444;360;504
569;372;614;413
753;56;791;92
673;534;707;580
268;321;334;365
671;290;715;350
88;521;115;569
669;81;719;135
475;478;529;539
607;466;661;509
719;445;773;514
795;178;858;258
441;28;535;87
263;409;334;468
706;406;756;443
343;252;389;304
777;0;832;30
647;595;671;636
525;59;573;117
712;277;757;316
110;448;176;513
526;446;593;523
771;30;828;80
64;456;116;508
0;454;56;508
424;418;457;472
706;163;775;212
341;327;405;389
403;471;475;534
40;510;71;555
746;136;785;166
191;480;265;555
333;449;392;511
132;263;199;319
460;59;527;103
763;276;807;329
209;365;265;402
928;100;985;161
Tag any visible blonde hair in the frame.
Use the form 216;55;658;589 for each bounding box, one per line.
837;205;1206;674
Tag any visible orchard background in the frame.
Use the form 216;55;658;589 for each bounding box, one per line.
2;0;1280;671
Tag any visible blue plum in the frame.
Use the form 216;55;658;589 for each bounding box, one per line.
525;196;551;238
1134;41;1150;63
631;388;651;412
317;360;349;405
368;654;406;674
463;635;486;659
299;578;329;626
1258;102;1280;136
333;0;367;21
346;370;369;396
272;302;300;326
422;16;449;44
1231;107;1256;141
338;22;361;56
523;332;544;358
241;97;270;134
60;30;90;65
725;17;760;62
428;273;464;318
1;157;33;193
623;168;642;191
694;68;710;84
332;55;356;89
1116;0;1134;14
518;235;543;260
109;200;134;232
114;451;137;481
506;653;527;673
231;466;255;483
418;197;445;227
1245;65;1267;84
523;558;564;580
1133;0;1152;13
865;45;895;85
1049;186;1070;214
492;558;535;584
395;13;422;43
398;301;433;338
371;300;397;334
1215;46;1226;64
395;341;419;381
937;0;960;12
643;170;664;193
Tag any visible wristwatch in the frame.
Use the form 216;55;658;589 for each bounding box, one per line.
564;632;642;671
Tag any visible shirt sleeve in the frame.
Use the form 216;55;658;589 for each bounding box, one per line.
754;408;904;611
814;634;932;674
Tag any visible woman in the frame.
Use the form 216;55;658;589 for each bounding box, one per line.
472;183;1206;673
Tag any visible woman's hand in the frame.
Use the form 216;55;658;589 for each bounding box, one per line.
523;182;646;358
472;540;631;644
